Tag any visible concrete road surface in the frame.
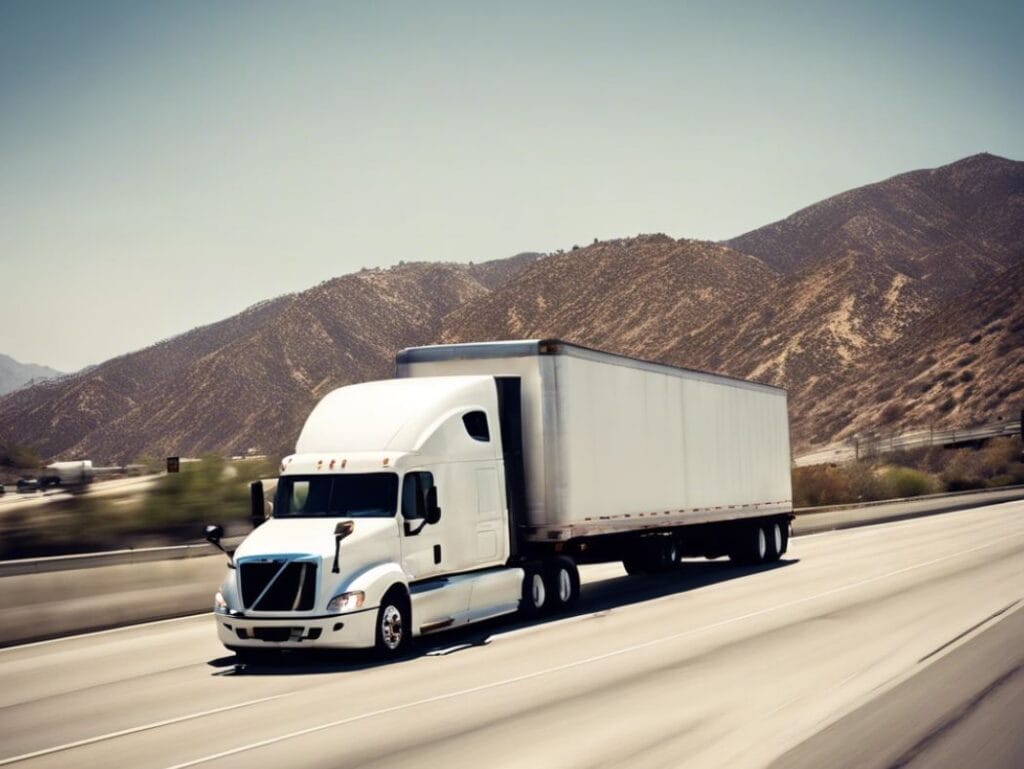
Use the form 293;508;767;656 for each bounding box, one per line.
0;501;1021;769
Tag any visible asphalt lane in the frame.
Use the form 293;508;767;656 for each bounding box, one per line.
0;501;1022;769
771;602;1024;769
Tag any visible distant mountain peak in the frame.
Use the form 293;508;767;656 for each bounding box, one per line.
0;354;63;396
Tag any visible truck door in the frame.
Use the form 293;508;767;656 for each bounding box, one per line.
400;471;445;580
400;469;473;628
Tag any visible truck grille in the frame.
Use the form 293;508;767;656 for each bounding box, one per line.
240;560;317;611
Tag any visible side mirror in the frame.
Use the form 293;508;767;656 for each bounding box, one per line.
424;486;441;525
332;520;354;573
204;524;224;544
249;481;266;528
204;523;233;566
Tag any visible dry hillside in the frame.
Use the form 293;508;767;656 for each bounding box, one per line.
1;154;1021;461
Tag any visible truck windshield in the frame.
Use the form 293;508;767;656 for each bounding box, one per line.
274;473;398;518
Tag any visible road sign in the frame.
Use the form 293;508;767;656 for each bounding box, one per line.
166;456;180;473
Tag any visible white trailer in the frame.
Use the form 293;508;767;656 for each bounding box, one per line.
38;460;95;489
208;340;793;658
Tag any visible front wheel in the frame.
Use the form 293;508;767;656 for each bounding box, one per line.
375;589;411;656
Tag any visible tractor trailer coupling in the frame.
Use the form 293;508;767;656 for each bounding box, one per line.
207;340;794;657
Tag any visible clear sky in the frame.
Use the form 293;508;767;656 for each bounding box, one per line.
2;0;1022;372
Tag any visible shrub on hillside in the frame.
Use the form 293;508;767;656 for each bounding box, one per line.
880;467;936;498
0;441;42;470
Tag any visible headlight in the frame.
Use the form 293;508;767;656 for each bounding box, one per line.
214;591;229;613
327;591;365;613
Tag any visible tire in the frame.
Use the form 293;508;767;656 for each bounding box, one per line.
728;523;768;565
520;561;548;616
659;539;680;572
779;519;790;556
375;588;411;656
764;520;784;562
545;556;580;612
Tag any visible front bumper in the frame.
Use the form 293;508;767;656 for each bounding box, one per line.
216;608;377;650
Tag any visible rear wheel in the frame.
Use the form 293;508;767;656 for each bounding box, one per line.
545;556;580;612
765;520;784;562
375;588;411;656
520;562;548;616
728;523;768;565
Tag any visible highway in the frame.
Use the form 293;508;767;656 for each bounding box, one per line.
0;500;1021;769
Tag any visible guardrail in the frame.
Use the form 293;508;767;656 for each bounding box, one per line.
0;538;242;577
794;418;1021;467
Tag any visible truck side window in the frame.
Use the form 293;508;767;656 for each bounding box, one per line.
462;411;490;442
401;472;434;519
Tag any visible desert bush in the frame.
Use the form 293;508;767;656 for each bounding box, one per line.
880;467;936;498
940;449;987;491
0;441;42;470
880;402;903;424
792;465;853;507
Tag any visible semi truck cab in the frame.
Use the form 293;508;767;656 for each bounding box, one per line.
215;375;528;655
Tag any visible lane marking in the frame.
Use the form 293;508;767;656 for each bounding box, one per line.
0;694;291;766
161;531;1024;769
918;598;1023;663
0;613;213;654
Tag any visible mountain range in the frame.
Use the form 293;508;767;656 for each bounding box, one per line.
0;355;62;397
1;153;1021;463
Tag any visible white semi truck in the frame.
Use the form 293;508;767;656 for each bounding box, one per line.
207;340;793;657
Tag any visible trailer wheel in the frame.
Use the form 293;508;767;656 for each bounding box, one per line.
728;523;768;565
779;519;790;556
375;588;411;656
520;562;548;616
545;556;580;611
660;539;680;572
765;520;784;562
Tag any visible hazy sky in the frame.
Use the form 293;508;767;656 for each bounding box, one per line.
2;1;1022;372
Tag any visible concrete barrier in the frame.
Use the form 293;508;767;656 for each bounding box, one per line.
0;554;226;647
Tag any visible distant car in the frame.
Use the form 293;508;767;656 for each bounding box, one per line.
16;478;39;493
0;483;5;494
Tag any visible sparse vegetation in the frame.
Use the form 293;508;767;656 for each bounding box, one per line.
0;440;42;472
794;437;1024;507
879;402;903;424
